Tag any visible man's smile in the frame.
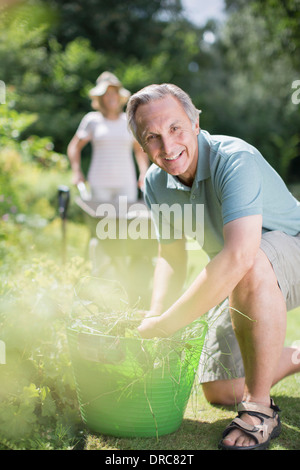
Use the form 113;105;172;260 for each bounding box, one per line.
163;150;184;161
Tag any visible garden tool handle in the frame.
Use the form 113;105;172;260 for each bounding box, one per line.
58;185;70;220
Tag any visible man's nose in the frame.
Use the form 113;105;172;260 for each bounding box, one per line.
160;135;174;155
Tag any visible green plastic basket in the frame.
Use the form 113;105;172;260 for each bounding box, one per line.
67;321;207;437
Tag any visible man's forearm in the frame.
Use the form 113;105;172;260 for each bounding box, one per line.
138;215;263;338
159;248;250;333
139;245;255;338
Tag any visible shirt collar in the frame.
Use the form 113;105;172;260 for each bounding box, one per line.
166;130;211;190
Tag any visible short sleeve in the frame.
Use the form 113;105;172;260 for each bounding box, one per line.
214;152;263;226
144;172;183;244
75;113;94;141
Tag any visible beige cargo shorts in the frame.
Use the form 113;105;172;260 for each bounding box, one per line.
198;230;300;383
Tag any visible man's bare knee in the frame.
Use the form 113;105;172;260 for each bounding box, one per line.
233;249;278;298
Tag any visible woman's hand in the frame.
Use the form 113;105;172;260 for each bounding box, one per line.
72;169;85;186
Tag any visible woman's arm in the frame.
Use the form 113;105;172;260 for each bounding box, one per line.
67;135;90;185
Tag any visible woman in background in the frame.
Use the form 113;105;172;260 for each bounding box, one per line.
67;71;148;202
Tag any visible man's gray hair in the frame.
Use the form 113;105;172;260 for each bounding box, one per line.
126;83;201;143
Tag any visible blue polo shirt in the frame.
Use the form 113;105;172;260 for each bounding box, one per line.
144;130;300;258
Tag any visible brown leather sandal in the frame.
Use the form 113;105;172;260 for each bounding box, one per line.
219;399;281;450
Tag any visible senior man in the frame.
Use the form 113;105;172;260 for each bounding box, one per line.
126;84;300;450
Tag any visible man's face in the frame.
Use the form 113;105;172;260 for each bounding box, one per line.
135;95;200;186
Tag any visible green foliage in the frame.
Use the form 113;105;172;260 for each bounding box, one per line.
0;256;91;449
0;100;89;448
211;0;300;179
1;0;299;180
0;1;54;101
0;94;68;168
0;100;75;272
0;0;189;151
0;106;37;143
251;0;300;68
48;0;182;60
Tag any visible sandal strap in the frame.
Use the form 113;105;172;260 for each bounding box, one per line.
223;417;268;445
231;417;260;433
238;398;280;418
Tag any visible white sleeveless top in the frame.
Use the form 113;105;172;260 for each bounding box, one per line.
76;112;137;190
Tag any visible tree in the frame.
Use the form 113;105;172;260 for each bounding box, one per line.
0;0;207;152
213;0;300;181
47;0;183;60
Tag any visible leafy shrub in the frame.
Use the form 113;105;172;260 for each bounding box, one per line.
0;96;68;170
0;256;91;449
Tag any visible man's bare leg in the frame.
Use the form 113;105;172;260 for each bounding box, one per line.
220;248;287;448
202;346;300;406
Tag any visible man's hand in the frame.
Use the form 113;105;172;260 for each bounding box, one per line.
138;316;169;339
